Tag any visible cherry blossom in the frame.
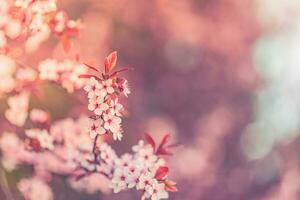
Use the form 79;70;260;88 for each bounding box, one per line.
39;58;88;92
84;77;101;98
82;52;130;141
0;55;16;95
18;177;53;200
109;98;123;116
121;79;130;97
88;118;106;139
0;19;178;199
25;129;54;150
5;91;29;126
30;109;49;123
103;113;122;133
0;0;80;52
0;132;23;171
98;79;115;97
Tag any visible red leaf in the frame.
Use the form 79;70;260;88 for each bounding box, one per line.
156;133;171;155
159;134;171;147
164;180;178;192
144;133;156;150
84;63;99;72
104;51;117;74
61;34;71;53
109;67;133;77
155;166;169;180
156;148;173;156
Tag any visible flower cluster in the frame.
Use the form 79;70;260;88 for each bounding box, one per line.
0;0;80;53
83;52;130;140
25;129;54;151
109;143;170;200
0;48;178;200
73;134;178;200
108;135;178;200
0;112;178;200
39;58;88;92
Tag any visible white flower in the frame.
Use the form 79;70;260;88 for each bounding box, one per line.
16;68;37;81
121;80;130;97
115;154;133;168
109;98;123;116
88;118;106;139
95;102;109;115
110;168;128;193
38;59;59;81
18;178;53;200
5;92;29;127
150;182;169;200
96;79;114;97
39;59;87;92
87;96;109;115
30;109;49;123
103;113;121;133
112;129;123;141
135;146;158;168
137;171;155;190
5;19;22;39
132;140;145;152
99;143;118;165
25;129;54;150
84;77;101;99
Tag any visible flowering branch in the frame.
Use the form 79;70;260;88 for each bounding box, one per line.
0;1;178;200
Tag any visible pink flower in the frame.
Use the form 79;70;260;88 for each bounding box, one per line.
103;113;121;130
121;80;130;97
110;168;130;193
5;92;29;127
88;118;106;139
97;79;114;97
109;98;123;116
150;182;169;200
25;129;54;150
137;171;155;190
16;68;37;82
30;109;49;123
18;177;53;200
84;77;101;98
88;96;109;115
39;59;59;81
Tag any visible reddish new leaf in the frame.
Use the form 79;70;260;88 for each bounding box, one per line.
144;133;156;150
84;63;99;72
155;166;169;180
109;67;132;77
104;51;117;74
158;134;171;148
164;180;178;192
156;133;171;155
61;34;71;53
156;148;173;156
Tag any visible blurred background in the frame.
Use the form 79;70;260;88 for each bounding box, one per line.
2;0;300;199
